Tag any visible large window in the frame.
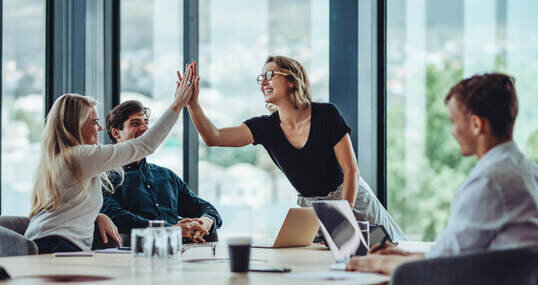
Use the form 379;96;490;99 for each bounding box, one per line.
198;0;329;238
1;0;45;215
120;0;184;174
387;0;538;241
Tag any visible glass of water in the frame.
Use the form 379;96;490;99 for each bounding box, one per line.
165;227;182;269
357;221;370;249
148;227;167;272
131;228;152;272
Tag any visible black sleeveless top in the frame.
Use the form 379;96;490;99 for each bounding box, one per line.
244;102;350;197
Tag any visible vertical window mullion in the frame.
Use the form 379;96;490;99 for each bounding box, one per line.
377;0;387;207
183;0;199;194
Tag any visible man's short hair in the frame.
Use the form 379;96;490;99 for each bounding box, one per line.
105;100;150;144
445;73;518;140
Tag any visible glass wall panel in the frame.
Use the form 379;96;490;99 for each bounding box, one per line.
1;0;45;215
198;0;329;238
120;0;184;175
387;0;538;240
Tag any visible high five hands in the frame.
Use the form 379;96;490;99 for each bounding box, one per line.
176;61;200;107
171;62;196;113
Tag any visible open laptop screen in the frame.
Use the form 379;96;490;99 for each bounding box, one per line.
312;200;368;262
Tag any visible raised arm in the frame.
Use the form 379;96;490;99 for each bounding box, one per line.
76;63;196;178
183;61;254;147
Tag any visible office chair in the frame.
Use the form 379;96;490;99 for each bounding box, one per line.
391;245;538;285
0;222;38;257
0;216;30;236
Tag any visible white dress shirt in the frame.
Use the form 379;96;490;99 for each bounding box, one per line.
427;141;538;258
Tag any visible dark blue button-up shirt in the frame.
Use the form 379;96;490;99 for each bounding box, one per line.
100;159;222;233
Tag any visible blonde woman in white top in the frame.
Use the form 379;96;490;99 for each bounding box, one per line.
25;63;196;253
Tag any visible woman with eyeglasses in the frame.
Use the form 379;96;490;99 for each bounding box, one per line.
184;56;406;241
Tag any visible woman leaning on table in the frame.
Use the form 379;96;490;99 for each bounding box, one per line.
183;56;406;241
24;63;197;254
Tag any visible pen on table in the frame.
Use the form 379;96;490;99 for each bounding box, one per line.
370;235;389;254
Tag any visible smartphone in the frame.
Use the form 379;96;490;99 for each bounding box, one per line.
370;224;397;246
249;266;291;273
355;224;397;256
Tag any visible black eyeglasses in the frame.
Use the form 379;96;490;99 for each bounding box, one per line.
256;70;288;84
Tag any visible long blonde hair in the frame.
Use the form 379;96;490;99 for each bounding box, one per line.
264;55;312;113
30;94;121;218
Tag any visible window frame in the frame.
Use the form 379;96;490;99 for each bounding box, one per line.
0;0;388;214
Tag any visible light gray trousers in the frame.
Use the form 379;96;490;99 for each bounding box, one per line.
297;176;407;242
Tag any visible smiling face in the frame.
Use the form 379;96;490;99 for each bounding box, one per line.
81;108;103;145
111;111;149;143
259;62;293;106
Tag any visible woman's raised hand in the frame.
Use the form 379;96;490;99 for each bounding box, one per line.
189;61;200;107
177;61;200;108
172;63;195;113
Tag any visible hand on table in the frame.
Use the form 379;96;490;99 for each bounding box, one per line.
176;217;213;243
346;244;422;275
369;241;410;256
96;214;121;246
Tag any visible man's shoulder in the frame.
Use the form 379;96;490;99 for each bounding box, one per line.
460;152;536;209
146;162;186;181
476;150;535;189
146;161;169;171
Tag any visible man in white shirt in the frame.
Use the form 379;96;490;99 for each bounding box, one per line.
346;73;538;274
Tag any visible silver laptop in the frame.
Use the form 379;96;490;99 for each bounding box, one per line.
252;208;320;248
311;200;368;271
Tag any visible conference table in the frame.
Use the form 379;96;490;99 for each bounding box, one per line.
0;241;432;284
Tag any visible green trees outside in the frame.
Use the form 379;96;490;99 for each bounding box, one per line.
387;61;477;241
387;59;538;241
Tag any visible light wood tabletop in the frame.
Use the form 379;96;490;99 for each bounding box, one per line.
0;241;432;284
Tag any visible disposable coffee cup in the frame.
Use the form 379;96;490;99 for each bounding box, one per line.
227;237;252;273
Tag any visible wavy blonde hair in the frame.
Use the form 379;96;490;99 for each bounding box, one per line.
30;94;122;218
264;55;312;113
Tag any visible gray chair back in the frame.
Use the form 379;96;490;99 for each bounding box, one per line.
0;216;30;235
0;226;38;257
0;216;38;256
391;245;538;285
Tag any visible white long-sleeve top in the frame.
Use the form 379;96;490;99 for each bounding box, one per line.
25;108;179;251
427;141;538;258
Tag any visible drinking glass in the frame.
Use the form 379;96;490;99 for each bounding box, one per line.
131;228;152;272
357;221;370;249
165;227;182;269
150;227;167;272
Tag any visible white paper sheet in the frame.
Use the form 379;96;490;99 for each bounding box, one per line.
287;271;390;284
95;248;131;254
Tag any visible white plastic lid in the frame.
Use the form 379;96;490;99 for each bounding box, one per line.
226;237;252;246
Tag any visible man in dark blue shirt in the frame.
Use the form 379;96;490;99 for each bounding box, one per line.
100;100;222;243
